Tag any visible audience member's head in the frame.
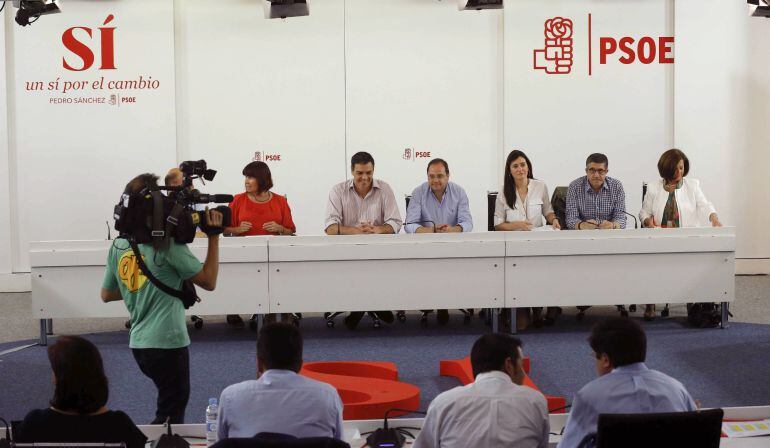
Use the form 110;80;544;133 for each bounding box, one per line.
589;317;647;376
48;335;109;415
470;333;525;385
257;323;303;374
164;168;183;187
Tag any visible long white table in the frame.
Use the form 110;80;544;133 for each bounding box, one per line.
137;405;770;447
29;228;735;343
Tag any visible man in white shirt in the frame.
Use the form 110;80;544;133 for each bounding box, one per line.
217;323;344;440
413;334;549;448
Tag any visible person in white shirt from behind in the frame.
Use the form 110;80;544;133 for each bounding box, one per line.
413;333;549;448
217;323;344;440
638;148;722;319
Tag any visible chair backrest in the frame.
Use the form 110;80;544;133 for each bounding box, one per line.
212;434;350;448
550;186;568;229
595;408;724;448
487;192;497;231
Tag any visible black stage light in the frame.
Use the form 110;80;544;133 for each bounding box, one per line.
459;0;503;11
264;0;309;19
748;0;770;17
13;0;61;27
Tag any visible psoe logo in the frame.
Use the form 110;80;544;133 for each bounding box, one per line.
402;148;431;162
533;17;574;75
253;151;281;162
533;14;674;76
62;14;117;71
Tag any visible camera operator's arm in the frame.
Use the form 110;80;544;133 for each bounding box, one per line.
100;288;123;303
189;209;222;291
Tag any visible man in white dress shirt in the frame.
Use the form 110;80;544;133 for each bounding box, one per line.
413;333;550;448
217;323;344;440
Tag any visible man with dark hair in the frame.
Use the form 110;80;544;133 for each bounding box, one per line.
101;173;222;424
324;151;402;329
414;334;549;448
217;323;344;440
405;158;472;234
565;153;627;231
557;318;696;448
565;153;629;318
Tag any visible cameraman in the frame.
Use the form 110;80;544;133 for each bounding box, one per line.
100;173;222;424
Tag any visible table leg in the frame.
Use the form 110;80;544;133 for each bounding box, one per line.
39;319;48;346
720;302;729;329
492;308;499;333
510;308;517;335
46;318;53;335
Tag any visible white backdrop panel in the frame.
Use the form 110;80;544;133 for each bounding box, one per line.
0;11;11;274
9;0;178;271
175;0;346;236
345;0;503;231
674;0;748;242
504;0;671;227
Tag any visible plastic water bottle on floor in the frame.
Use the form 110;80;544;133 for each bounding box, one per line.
206;397;218;446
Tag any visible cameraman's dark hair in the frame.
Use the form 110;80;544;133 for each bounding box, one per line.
242;161;274;194
257;323;303;372
589;317;647;367
427;158;449;174
351;151;375;171
125;173;159;195
470;333;522;378
48;336;109;415
585;153;609;168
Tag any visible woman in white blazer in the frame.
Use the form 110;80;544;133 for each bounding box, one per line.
639;148;722;319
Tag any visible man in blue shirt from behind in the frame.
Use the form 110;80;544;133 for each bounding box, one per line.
217;323;344;440
405;158;473;324
557;318;697;448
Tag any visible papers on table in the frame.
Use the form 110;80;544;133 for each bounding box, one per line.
723;420;770;438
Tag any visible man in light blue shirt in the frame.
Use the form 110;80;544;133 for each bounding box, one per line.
217;323;344;440
557;318;697;448
405;158;473;324
405;158;473;234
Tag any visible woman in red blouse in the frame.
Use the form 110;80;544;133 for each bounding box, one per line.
226;161;296;236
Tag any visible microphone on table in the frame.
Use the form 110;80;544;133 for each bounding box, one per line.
0;417;12;448
366;408;427;448
620;211;638;229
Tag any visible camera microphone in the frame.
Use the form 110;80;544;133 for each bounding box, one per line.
197;194;234;204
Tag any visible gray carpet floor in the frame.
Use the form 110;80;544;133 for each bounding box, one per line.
0;275;768;425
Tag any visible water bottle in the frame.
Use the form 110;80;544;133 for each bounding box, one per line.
205;397;218;446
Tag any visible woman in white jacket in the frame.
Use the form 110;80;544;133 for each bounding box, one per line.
639;148;722;319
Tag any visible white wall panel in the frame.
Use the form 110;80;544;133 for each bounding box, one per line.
505;0;671;227
0;9;11;275
8;0;178;271
175;0;345;236
345;0;503;231
675;1;758;258
738;15;770;262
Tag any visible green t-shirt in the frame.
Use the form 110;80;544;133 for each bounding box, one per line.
102;240;203;349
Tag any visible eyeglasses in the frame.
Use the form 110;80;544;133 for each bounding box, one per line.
586;168;608;175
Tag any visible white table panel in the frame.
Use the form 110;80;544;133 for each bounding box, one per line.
269;258;504;313
268;233;506;262
31;238;269;318
506;252;735;308
504;228;736;257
